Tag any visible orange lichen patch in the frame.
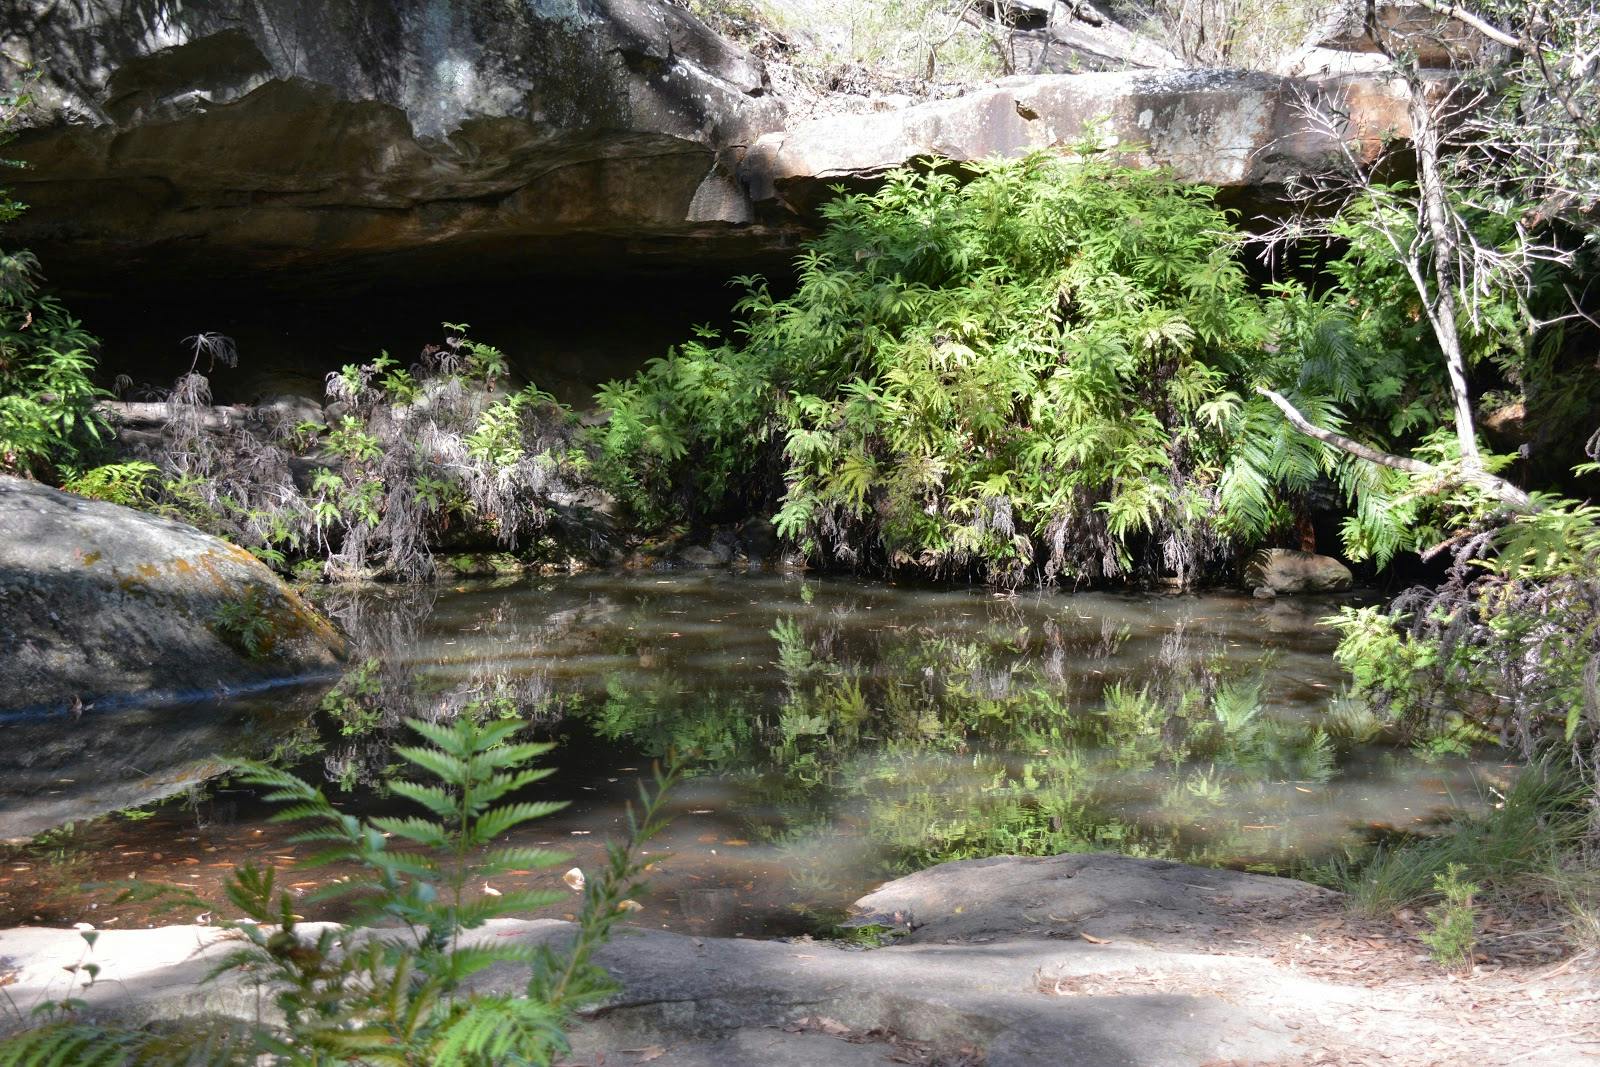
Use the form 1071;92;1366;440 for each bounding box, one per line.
80;550;102;566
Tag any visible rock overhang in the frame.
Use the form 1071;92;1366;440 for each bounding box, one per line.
0;0;1413;297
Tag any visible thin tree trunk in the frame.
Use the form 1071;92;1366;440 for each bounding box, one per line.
1407;78;1484;470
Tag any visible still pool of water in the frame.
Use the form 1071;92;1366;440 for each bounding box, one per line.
0;573;1500;936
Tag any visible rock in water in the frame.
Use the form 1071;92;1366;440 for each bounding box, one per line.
1246;547;1354;595
0;476;344;716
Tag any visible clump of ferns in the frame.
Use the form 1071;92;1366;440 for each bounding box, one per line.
1331;493;1600;789
131;325;590;580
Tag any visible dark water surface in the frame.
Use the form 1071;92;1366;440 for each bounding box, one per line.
0;573;1499;937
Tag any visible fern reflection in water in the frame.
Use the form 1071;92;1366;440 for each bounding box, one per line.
580;610;1346;877
42;575;1482;942
289;577;1488;906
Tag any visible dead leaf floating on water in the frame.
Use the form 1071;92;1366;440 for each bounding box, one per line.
1081;932;1113;944
482;883;501;897
617;899;643;913
563;868;586;893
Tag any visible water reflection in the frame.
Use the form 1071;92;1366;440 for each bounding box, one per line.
0;574;1490;934
303;574;1483;922
0;684;325;842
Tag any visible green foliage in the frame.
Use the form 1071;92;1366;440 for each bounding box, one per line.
1320;761;1600;957
1420;863;1479;968
0;715;676;1065
211;588;276;659
320;657;386;737
138;324;587;581
599;150;1325;586
60;461;159;506
0;75;107;480
1322;764;1590;918
1329;494;1600;783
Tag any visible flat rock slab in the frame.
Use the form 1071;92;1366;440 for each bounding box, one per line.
740;70;1412;211
1;855;1595;1065
850;852;1333;950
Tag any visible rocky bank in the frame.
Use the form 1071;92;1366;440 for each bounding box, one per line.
2;853;1595;1065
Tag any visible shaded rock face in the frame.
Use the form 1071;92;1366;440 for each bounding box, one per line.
1247;547;1355;596
2;1;1413;297
1;0;788;292
0;475;344;716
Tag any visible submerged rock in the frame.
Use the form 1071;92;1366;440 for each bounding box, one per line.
1246;547;1354;596
0;475;344;717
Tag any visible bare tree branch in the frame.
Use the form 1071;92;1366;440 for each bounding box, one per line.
1255;387;1535;509
1255;387;1434;474
1410;0;1519;50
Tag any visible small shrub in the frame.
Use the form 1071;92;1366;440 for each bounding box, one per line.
0;75;108;480
1318;764;1598;957
212;588;276;659
1421;863;1479;968
1125;0;1354;70
59;461;159;506
131;324;589;581
1329;493;1600;787
319;656;385;737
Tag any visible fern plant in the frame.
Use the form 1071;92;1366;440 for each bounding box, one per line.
595;148;1365;587
0;715;676;1066
59;461;160;506
132;323;587;581
0;75;108;481
1329;487;1600;788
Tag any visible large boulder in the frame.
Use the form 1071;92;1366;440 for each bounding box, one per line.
741;69;1411;213
0;475;344;716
